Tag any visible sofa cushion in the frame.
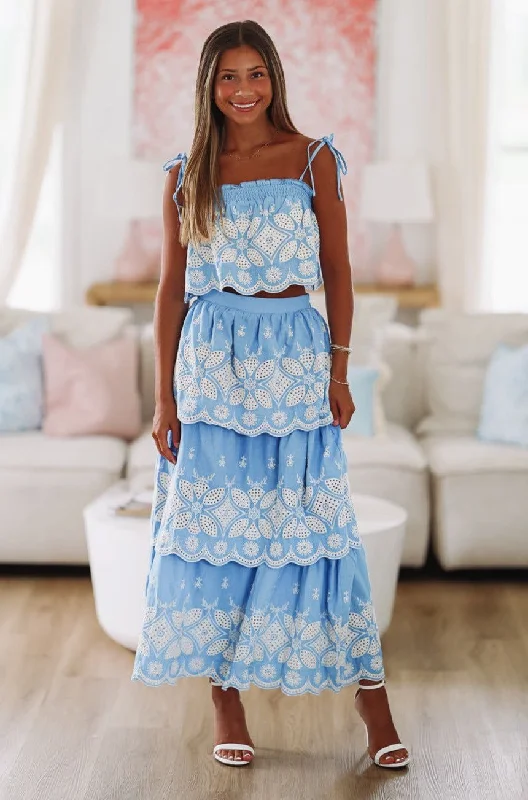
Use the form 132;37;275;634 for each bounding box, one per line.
380;323;427;431
477;343;528;449
127;426;156;480
0;317;49;432
417;309;528;436
42;331;142;441
421;435;528;477
344;364;380;436
0;431;127;473
341;423;427;471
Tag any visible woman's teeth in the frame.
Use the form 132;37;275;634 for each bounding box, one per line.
231;101;258;110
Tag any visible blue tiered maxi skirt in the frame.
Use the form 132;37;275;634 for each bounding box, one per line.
131;289;385;694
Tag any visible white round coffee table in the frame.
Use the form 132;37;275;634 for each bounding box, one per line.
351;493;407;635
84;483;407;650
84;482;152;650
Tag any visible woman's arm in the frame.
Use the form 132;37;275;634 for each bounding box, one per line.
151;164;188;462
311;145;355;428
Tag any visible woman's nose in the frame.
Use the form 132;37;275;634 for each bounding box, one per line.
235;78;252;96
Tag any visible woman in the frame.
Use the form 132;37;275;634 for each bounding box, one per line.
132;20;409;770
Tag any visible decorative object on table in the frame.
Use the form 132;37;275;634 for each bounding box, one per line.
360;161;434;286
114;490;153;518
0;316;49;432
477;342;528;448
95;158;164;282
42;331;142;441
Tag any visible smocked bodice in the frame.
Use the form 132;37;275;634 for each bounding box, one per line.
163;135;347;303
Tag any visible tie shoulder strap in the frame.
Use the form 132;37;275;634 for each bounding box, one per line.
299;134;348;199
163;152;188;220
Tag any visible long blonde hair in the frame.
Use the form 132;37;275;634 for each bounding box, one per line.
179;21;299;246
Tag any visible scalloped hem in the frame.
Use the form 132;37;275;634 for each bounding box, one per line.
175;408;335;438
130;668;385;696
152;421;359;565
153;536;361;568
184;275;323;303
131;548;385;691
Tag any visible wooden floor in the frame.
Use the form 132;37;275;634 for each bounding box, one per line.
0;571;526;800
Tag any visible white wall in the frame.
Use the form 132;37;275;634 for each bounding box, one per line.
63;0;436;306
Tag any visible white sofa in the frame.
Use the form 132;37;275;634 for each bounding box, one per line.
0;306;133;564
416;309;528;569
1;302;527;570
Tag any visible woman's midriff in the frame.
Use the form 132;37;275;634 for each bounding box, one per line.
223;284;308;299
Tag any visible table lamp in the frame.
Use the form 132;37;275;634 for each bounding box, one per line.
95;159;165;219
360;161;434;286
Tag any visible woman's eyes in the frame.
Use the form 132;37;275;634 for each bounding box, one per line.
220;72;266;81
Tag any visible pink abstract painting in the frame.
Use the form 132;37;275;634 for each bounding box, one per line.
133;0;377;270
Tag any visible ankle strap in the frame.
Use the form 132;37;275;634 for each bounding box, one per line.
358;680;385;690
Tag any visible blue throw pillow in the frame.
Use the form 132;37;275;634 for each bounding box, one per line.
341;364;380;437
0;316;50;432
477;342;528;448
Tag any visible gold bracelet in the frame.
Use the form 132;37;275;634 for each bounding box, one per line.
330;343;353;354
330;376;349;386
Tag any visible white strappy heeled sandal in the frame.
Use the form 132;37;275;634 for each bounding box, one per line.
210;680;255;767
355;680;410;769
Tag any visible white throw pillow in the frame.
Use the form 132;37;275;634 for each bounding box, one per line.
309;291;396;436
477;343;528;448
417;310;528;436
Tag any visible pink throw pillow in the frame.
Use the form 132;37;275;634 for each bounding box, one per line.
42;333;142;441
114;220;162;282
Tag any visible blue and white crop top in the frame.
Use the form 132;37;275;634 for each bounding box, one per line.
163;134;347;303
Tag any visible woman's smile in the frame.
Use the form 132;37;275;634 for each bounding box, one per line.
229;98;261;113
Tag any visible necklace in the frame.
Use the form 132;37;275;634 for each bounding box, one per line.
223;128;278;161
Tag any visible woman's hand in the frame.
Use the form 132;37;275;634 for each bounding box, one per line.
329;380;355;429
152;398;181;464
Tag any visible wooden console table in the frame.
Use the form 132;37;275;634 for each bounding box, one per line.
353;282;440;309
85;280;440;309
85;281;159;307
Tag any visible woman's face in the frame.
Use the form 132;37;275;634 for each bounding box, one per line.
214;45;273;125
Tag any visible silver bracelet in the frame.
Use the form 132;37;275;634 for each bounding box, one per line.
330;343;353;354
330;375;349;386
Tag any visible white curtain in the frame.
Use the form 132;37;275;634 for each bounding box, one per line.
428;0;494;312
0;0;76;303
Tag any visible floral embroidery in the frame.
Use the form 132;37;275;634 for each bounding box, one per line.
153;442;360;567
132;585;384;694
174;300;332;437
179;182;323;302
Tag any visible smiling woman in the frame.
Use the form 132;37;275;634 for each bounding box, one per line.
131;19;409;773
215;54;273;124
